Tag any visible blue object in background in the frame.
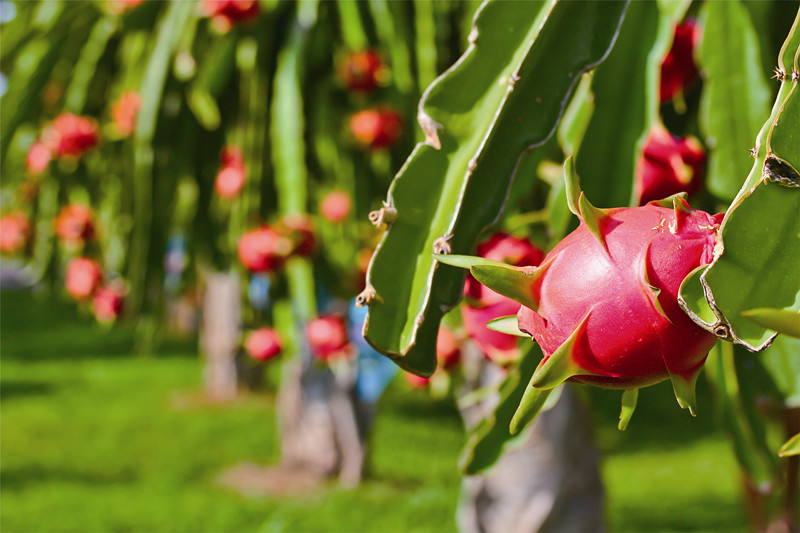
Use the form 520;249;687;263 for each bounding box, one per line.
163;234;187;293
248;273;271;311
349;298;398;403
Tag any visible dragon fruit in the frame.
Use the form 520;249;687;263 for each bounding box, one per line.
245;327;283;362
462;233;544;365
437;159;722;431
635;125;705;206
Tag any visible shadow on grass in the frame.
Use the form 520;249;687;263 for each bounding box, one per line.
612;496;746;532
1;465;137;490
0;379;54;401
1;289;196;361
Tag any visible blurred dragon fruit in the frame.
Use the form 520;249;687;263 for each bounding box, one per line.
461;233;544;365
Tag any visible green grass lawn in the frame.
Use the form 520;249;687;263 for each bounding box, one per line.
1;289;747;532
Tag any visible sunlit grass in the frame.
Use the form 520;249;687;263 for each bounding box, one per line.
2;290;746;532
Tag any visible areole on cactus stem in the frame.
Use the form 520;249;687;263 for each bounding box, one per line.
436;157;723;434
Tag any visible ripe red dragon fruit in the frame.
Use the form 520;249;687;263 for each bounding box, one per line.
438;159;722;431
204;0;259;32
93;283;125;323
660;19;700;103
237;226;292;273
320;190;352;223
66;257;103;300
349;108;403;149
42;113;99;158
245;327;283;362
462;232;544;365
276;214;315;257
111;90;141;138
338;50;387;93
635;125;705;205
436;326;461;370
0;211;31;254
306;315;350;362
214;146;246;199
26;140;52;175
55;204;95;245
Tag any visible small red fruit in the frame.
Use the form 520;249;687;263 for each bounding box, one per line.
93;283;125;323
319;190;352;223
111;90;141;138
0;212;31;254
42;114;99;158
436;326;461;370
635;125;705;206
237;226;292;273
349;108;403;149
404;372;431;389
339;50;387;93
462;233;544;364
660;19;700;103
204;0;259;32
214;147;246;199
55;204;94;245
26;141;52;175
306;315;350;362
66;257;103;300
245;327;283;362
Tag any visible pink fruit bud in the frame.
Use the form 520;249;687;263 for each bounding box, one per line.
214;146;247;199
306;315;350;362
204;0;259;32
436;326;461;370
66;257;103;300
462;233;544;364
349;108;403;149
320;190;352;222
245;327;283;362
0;212;30;254
26;141;52;175
660;19;700;103
215;166;246;198
339;50;387;93
111;90;141;138
635;125;705;206
276;214;315;257
404;372;431;389
93;283;125;323
55;204;94;245
237;226;292;273
42;113;99;158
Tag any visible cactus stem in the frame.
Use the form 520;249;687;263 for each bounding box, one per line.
530;309;600;389
618;388;639;431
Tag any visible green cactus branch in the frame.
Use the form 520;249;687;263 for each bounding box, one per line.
680;8;800;351
363;0;629;376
